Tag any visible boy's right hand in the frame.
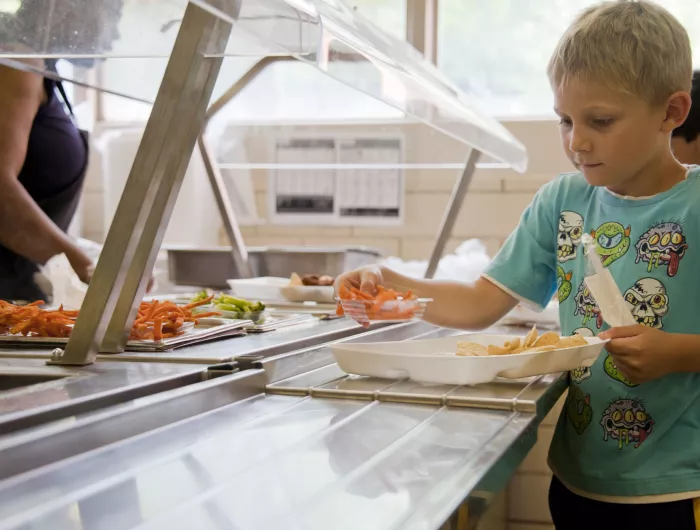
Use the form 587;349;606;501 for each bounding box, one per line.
334;265;384;298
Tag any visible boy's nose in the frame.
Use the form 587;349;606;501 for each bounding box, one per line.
568;127;591;153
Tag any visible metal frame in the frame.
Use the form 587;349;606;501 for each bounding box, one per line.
197;55;296;279
49;2;239;365
425;149;480;278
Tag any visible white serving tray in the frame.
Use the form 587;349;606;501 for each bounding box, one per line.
331;333;607;385
280;284;335;304
227;277;289;302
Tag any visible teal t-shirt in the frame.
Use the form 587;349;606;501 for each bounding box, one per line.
484;167;700;498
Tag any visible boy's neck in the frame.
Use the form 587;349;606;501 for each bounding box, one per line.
606;153;687;198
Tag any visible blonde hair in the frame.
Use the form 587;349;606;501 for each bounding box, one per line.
548;1;693;104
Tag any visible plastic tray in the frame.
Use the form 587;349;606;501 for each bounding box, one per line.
331;333;607;385
337;298;431;324
227;277;288;302
281;284;335;304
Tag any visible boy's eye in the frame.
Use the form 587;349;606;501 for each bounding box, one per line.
558;118;572;127
593;118;613;127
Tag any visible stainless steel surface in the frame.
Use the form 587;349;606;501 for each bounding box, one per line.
400;413;534;530
0;322;566;530
0;394;534;530
0;370;71;392
166;245;383;287
0;369;264;481
0;359;204;434
425;149;481;279
268;358;566;413
53;3;235;364
0;322;425;431
102;317;394;364
0;315;382;364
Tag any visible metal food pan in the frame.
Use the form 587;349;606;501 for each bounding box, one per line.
165;245;382;288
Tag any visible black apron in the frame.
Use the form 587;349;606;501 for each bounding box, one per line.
0;76;89;302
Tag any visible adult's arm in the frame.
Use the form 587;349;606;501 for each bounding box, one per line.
0;64;92;280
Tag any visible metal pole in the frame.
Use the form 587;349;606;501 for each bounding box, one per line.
49;2;237;365
198;56;295;279
424;149;480;279
204;56;295;123
197;136;253;278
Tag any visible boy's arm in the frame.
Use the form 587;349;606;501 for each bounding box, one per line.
382;268;518;330
340;181;560;330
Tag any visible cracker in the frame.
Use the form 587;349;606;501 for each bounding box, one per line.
533;331;560;347
487;344;513;355
456;342;488;357
556;335;587;348
504;337;521;351
523;325;538;348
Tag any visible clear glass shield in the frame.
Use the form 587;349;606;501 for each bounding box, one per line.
0;0;527;171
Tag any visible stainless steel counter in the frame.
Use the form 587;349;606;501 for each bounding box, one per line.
0;317;383;364
0;394;534;530
0;321;442;479
0;320;565;530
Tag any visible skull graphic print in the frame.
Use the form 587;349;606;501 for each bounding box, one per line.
558;211;584;262
623;278;669;329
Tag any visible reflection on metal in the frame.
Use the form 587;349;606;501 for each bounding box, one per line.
0;395;530;530
267;364;566;414
50;2;238;364
425;148;481;279
0;322;566;530
0;369;265;481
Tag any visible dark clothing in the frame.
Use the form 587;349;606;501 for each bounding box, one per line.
0;70;88;302
549;474;697;530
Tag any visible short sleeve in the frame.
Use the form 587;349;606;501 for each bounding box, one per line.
482;182;558;310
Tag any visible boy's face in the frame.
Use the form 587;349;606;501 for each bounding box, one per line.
554;79;670;190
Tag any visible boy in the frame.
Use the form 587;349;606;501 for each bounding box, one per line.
672;70;700;165
336;2;700;528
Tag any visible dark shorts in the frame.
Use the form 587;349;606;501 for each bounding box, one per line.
549;475;698;530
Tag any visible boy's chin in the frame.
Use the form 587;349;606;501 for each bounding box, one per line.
579;166;610;187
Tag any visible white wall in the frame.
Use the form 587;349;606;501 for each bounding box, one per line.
81;119;572;261
223;120;570;260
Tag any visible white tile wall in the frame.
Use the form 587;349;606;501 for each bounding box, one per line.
508;474;554;523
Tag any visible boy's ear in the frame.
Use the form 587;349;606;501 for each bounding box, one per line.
661;91;692;133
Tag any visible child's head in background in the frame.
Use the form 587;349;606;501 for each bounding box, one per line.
548;1;692;195
671;71;700;165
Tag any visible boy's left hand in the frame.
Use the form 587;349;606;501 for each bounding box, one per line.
599;325;681;384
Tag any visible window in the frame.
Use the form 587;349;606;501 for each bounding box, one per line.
438;0;602;118
349;0;407;39
0;0;19;13
100;0;408;123
653;1;700;70
438;0;700;119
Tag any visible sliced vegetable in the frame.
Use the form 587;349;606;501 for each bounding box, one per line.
191;290;210;303
337;285;420;320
